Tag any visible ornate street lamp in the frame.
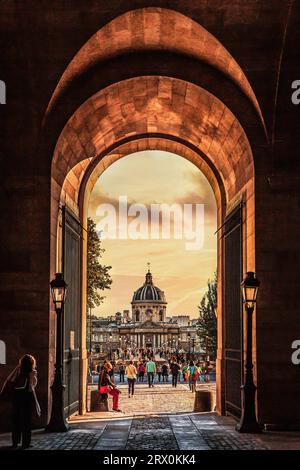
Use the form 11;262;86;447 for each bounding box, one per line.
46;273;68;432
236;271;261;433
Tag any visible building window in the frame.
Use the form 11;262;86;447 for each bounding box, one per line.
159;310;163;321
135;310;140;321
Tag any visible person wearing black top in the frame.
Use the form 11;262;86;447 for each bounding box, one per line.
119;364;125;383
162;363;169;382
98;362;121;412
170;360;181;388
1;354;40;449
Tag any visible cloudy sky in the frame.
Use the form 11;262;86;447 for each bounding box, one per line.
88;151;217;319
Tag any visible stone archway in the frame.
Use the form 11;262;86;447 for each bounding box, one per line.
50;75;256;418
42;7;267;422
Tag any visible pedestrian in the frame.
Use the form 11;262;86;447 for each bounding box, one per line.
187;360;199;393
196;361;202;384
98;362;122;412
138;362;145;382
0;354;41;449
177;366;181;383
119;363;125;383
162;362;169;382
156;363;162;382
204;362;210;382
146;358;156;388
170;359;181;388
182;362;188;382
125;361;137;398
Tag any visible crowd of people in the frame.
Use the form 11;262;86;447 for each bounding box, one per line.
116;357;211;389
116;346;202;364
97;354;212;412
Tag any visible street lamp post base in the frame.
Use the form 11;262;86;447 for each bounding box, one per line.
236;383;262;434
45;382;69;433
236;420;261;434
45;421;69;433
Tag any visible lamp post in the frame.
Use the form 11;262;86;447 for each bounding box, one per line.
191;337;195;355
187;333;191;355
46;273;68;432
236;271;261;433
205;335;209;362
109;334;113;360
119;336;122;359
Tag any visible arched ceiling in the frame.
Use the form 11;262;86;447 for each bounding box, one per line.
75;137;225;222
46;7;263;128
53;76;254;204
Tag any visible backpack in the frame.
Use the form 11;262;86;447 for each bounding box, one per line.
189;366;198;378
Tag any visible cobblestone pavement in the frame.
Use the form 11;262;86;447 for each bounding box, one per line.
126;417;178;450
0;413;272;451
1;385;300;450
78;382;216;420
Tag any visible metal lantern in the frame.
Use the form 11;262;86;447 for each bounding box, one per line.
50;273;67;311
241;272;260;309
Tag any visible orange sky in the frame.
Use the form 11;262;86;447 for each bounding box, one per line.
88;151;217;319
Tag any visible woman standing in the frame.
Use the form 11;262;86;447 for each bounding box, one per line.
1;354;40;449
98;362;122;412
125;361;137;398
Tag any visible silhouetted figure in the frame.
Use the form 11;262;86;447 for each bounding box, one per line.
1;354;40;449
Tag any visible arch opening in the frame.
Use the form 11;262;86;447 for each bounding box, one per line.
47;10;258;422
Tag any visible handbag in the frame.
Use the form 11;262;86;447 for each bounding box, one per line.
0;379;15;401
0;366;20;401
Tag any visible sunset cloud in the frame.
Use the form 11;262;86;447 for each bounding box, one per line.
88;151;217;319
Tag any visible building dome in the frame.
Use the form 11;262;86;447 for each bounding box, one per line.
132;270;166;303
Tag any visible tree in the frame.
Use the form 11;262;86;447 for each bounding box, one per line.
197;272;217;360
87;217;112;310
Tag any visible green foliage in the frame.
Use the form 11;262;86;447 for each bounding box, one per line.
197;272;217;360
87;217;112;310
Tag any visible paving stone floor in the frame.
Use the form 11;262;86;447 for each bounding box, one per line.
1;385;300;450
79;382;216;419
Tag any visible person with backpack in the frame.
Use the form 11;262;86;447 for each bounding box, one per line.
0;354;40;449
187;360;199;393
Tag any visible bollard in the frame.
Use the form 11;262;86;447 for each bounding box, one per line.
90;389;109;411
194;390;214;412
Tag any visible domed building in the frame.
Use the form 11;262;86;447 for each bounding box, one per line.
131;269;167;323
92;266;199;352
117;266;182;349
